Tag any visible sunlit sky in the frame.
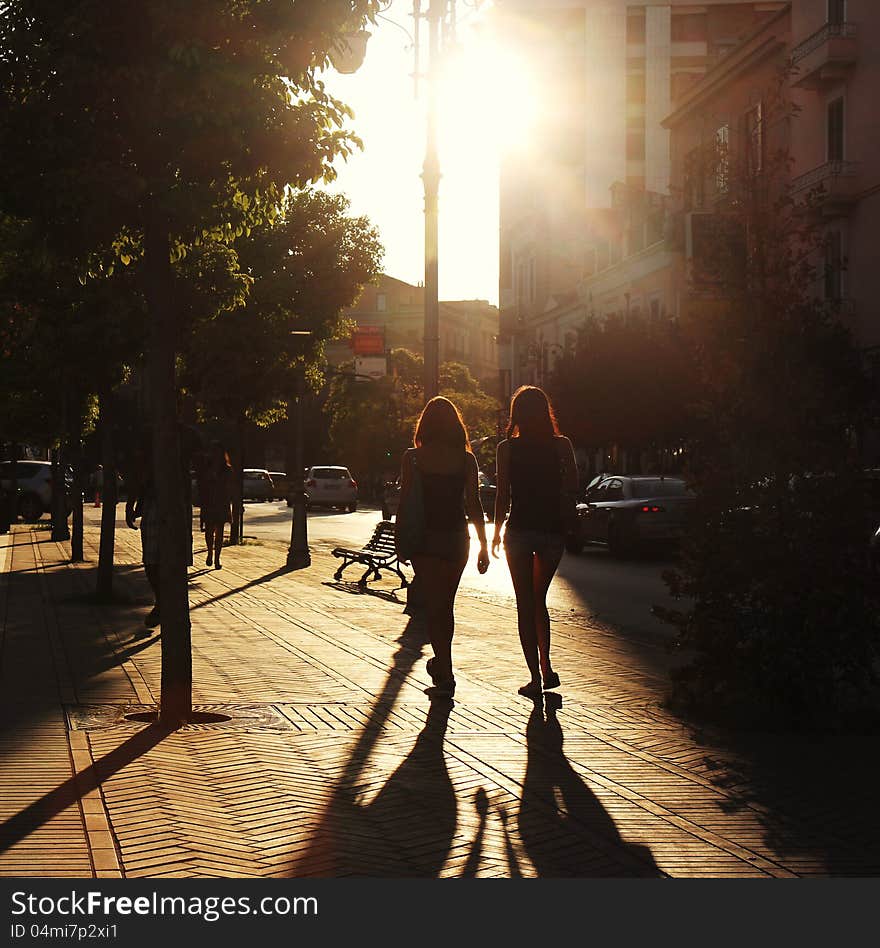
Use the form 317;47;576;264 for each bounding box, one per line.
322;0;533;307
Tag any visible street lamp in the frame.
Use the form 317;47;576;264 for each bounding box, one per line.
287;332;313;570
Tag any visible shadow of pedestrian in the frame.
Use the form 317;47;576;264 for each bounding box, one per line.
518;695;662;877
289;617;454;876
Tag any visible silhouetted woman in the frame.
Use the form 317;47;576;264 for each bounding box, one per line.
492;386;577;697
201;441;235;570
397;396;490;698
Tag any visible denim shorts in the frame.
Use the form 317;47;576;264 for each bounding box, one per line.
504;528;565;558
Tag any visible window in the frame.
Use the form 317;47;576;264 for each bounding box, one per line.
376;293;387;312
825;230;844;300
604;479;625;501
828;0;846;26
626;73;646;105
650;297;662;320
827;97;845;162
671;13;706;43
715;125;730;194
626;130;646;162
745;103;763;176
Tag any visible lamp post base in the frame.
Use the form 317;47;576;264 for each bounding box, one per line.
286;549;311;570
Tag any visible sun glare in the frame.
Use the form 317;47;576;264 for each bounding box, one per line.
438;30;540;160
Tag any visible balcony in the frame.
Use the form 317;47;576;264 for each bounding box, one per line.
791;22;858;90
791;160;861;217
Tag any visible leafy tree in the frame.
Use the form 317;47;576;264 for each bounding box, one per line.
324;349;500;485
0;0;380;724
656;131;878;728
547;313;697;472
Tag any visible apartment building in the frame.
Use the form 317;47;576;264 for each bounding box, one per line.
496;0;789;389
328;274;500;386
788;0;880;351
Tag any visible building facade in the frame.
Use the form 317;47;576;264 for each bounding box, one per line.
496;0;789;391
328;274;500;386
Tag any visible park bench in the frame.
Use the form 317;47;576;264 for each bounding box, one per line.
331;520;410;589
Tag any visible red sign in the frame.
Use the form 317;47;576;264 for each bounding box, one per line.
352;326;385;355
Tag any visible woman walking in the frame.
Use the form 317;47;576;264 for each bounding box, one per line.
201;441;235;570
492;386;577;698
396;397;490;698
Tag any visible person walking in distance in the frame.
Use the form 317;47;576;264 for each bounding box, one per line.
396;397;490;699
201;441;235;570
492;386;578;698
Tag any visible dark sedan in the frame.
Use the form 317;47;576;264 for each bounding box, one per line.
567;475;694;555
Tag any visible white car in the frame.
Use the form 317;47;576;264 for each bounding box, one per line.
305;466;358;512
242;469;275;501
0;459;71;522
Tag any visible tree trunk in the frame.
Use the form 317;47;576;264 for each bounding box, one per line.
70;439;85;562
229;417;245;545
95;393;118;597
50;445;70;541
145;210;192;726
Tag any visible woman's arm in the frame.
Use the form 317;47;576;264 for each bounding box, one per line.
464;453;489;572
492;440;511;557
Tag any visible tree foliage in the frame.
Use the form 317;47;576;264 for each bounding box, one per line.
181;189;382;427
548;313;697;459
323;349;500;482
656;140;879;728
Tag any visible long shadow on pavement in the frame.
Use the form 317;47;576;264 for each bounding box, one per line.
519;695;662;877
289;617;462;876
0;724;169;855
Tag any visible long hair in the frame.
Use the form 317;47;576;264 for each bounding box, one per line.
208;440;232;470
414;396;471;451
505;385;561;440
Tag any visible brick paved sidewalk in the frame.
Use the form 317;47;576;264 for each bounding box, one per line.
2;511;879;878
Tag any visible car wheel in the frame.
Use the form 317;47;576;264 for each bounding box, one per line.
347;503;357;513
19;494;43;523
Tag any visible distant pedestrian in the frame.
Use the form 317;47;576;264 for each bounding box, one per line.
396;396;490;699
201;441;235;570
124;439;160;631
492;386;577;698
91;464;104;507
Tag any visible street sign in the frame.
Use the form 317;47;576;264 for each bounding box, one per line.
352;326;385;355
355;356;387;381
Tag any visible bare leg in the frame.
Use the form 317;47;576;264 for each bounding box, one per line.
532;544;564;680
506;546;540;686
144;563;159;605
411;553;467;684
214;523;224;568
205;524;215;565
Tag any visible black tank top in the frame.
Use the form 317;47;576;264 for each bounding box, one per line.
419;458;467;534
507;437;562;534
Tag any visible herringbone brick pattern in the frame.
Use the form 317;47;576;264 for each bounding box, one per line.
2;511;880;879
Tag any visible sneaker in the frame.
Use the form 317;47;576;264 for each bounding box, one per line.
144;607;161;629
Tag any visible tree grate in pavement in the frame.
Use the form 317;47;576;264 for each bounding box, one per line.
65;704;296;732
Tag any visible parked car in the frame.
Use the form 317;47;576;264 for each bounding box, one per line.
567;475;694;555
242;469;275;501
0;460;72;522
268;472;289;501
305;466;358;512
